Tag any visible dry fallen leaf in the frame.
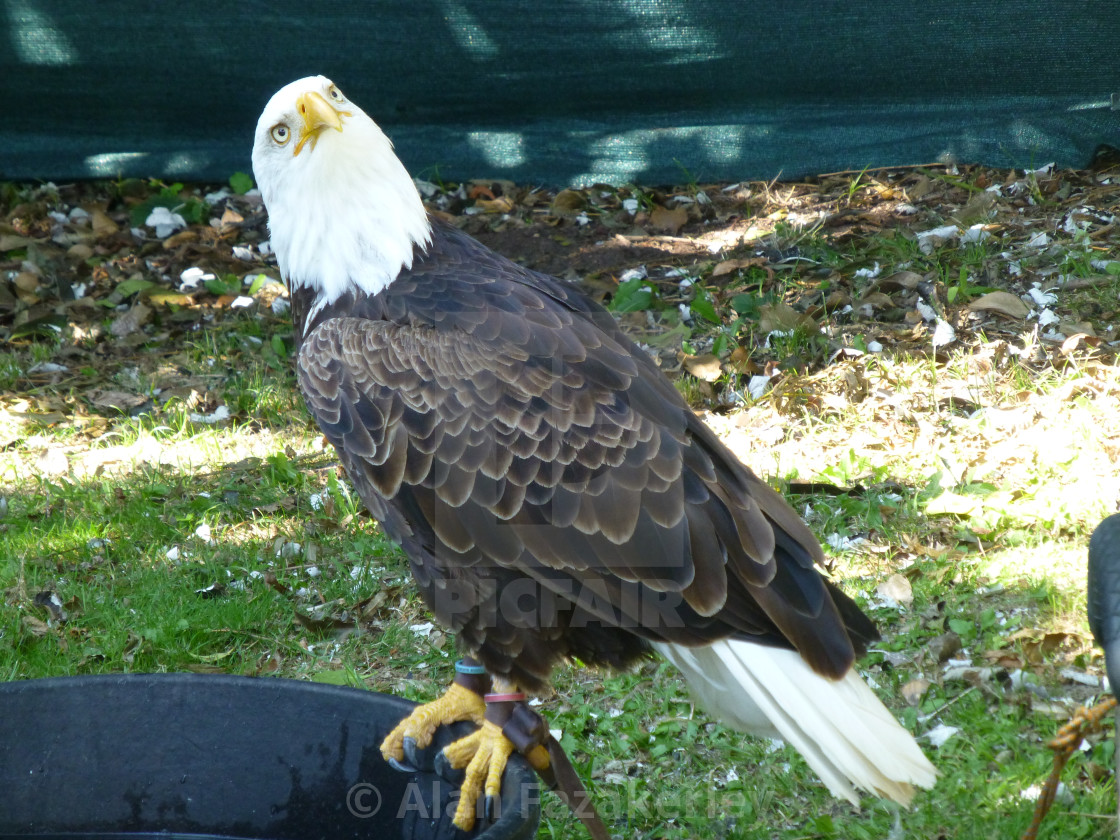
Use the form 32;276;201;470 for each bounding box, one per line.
68;242;94;261
651;204;688;235
162;229;199;249
876;573;914;608
712;258;765;277
157;386;202;408
1059;321;1096;338
1008;628;1081;664
759;302;815;333
1059;332;1099;355
967;291;1030;319
878;270;924;291
91;208;119;237
901;678;931;706
856;291;894;312
146;291;195;307
550;189;586;216
12;272;40;293
122;631;143;663
682;354;723;382
220;207;244;229
726;346;757;374
0;234;35;251
110;302;152;337
21;615;51;637
475;196;516;214
928;631;963;663
951;190;997;225
263;571;289;594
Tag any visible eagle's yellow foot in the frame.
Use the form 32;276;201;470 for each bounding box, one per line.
380;681;486;770
443;719;515;832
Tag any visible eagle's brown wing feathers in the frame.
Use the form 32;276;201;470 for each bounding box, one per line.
298;309;873;688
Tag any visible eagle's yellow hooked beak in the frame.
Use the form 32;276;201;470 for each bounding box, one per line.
294;91;347;156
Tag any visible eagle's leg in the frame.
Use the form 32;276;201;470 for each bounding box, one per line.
380;657;489;771
440;678;551;832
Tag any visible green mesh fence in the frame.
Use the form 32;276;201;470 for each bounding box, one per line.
2;1;1117;186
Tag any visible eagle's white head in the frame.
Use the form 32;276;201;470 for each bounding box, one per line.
251;75;431;311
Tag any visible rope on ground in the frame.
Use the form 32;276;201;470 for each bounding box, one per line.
1020;695;1117;840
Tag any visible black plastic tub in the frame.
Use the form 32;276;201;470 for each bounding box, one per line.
0;674;540;840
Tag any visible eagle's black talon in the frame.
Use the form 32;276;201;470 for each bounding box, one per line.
484;793;497;822
387;756;416;774
403;735;448;773
401;735;423;769
433;749;465;786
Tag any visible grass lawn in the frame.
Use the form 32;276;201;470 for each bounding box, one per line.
1;164;1119;838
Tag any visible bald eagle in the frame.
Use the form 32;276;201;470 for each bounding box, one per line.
252;76;936;831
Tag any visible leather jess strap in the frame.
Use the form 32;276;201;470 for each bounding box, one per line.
486;697;611;840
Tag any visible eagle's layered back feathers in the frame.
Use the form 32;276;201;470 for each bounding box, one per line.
253;75;937;809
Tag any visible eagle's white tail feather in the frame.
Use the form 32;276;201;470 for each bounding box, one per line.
652;640;937;806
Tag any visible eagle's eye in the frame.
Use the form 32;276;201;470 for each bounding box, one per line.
327;84;345;103
271;124;290;145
